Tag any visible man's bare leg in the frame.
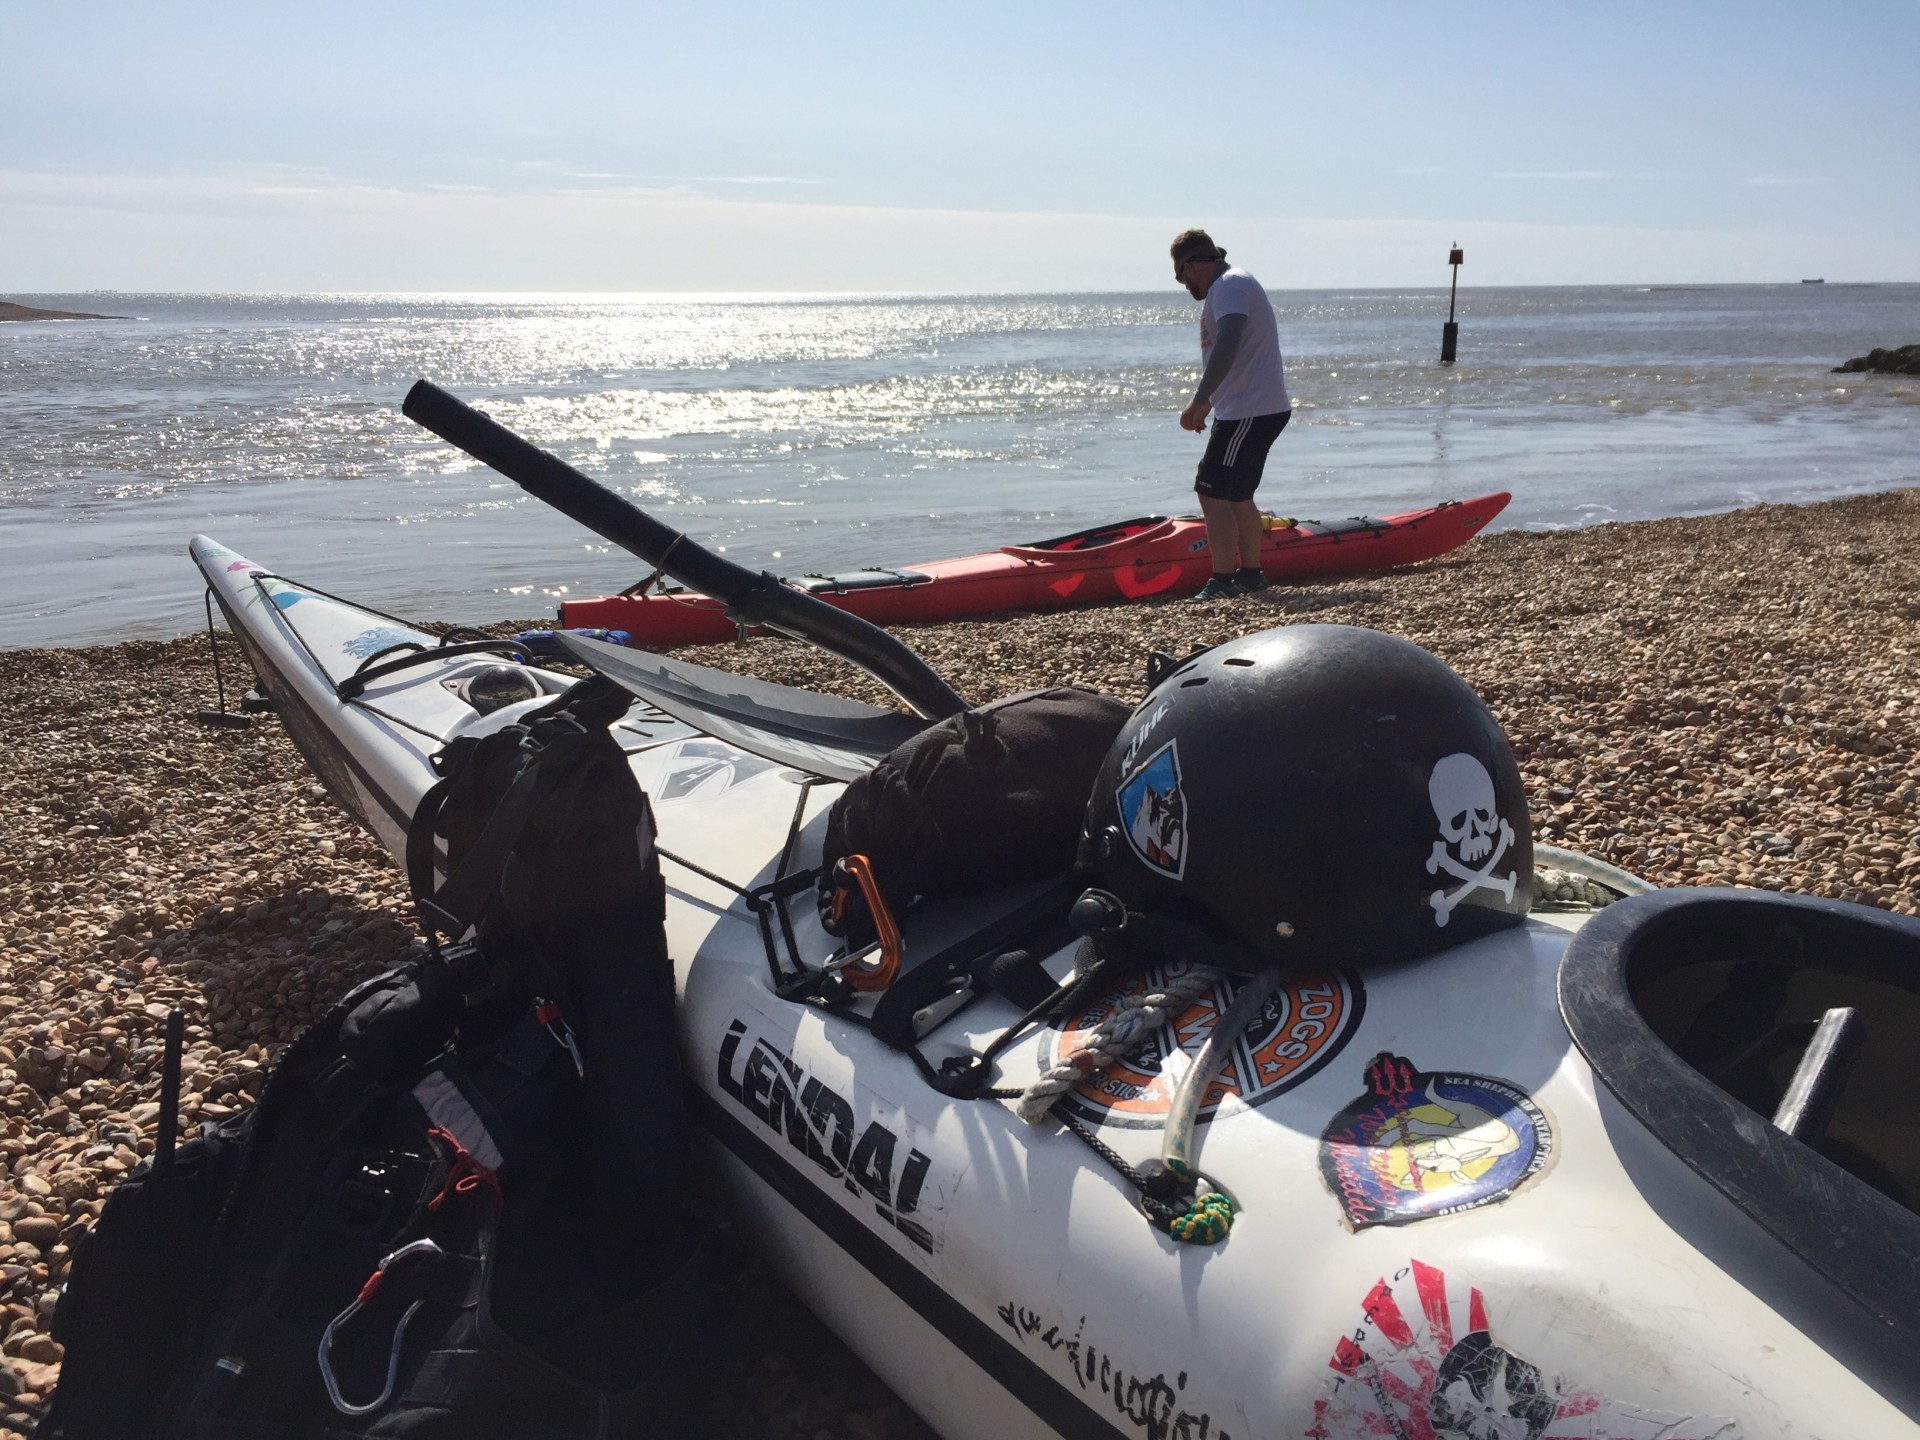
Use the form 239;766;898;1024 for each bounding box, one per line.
1197;494;1239;574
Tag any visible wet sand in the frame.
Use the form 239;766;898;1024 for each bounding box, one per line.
0;488;1915;1435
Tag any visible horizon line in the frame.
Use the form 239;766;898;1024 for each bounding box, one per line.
8;279;1914;302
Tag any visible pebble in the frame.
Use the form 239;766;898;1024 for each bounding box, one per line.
0;489;1915;1434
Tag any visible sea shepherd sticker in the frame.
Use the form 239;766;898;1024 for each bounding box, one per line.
1319;1053;1551;1231
718;1018;948;1254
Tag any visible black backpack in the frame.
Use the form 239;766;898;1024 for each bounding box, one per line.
45;677;705;1438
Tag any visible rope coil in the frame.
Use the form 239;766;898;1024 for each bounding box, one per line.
1016;963;1224;1124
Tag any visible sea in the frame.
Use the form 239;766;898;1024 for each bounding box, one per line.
3;284;1916;648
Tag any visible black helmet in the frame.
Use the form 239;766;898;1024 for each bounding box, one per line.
1076;625;1531;970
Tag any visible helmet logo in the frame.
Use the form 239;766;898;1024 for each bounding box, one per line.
1116;740;1187;880
1425;754;1518;927
1117;700;1171;774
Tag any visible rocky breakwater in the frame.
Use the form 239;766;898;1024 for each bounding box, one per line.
1834;343;1920;375
0;488;1917;1438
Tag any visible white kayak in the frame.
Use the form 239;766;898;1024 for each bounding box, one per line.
186;530;1919;1440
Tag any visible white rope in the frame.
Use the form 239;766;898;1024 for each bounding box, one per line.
1533;866;1617;907
1534;843;1655;897
1017;963;1225;1125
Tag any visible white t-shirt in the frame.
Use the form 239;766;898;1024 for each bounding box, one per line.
1200;268;1290;421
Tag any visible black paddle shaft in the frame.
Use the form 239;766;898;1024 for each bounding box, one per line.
402;379;966;720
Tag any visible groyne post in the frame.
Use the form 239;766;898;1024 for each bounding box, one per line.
1441;245;1463;364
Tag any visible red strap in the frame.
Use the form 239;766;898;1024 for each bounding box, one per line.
426;1125;503;1215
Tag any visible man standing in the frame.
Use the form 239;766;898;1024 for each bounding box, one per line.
1171;229;1292;600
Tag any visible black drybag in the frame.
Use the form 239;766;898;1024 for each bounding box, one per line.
819;686;1131;937
46;676;704;1438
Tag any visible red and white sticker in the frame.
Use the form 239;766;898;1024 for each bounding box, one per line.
1305;1260;1740;1440
1042;962;1363;1130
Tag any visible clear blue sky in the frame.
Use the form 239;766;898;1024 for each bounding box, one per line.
5;0;1915;291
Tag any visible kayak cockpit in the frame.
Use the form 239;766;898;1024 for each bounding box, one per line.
1005;515;1172;555
1560;887;1920;1353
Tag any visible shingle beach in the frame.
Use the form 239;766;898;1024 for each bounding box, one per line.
1;488;1916;1436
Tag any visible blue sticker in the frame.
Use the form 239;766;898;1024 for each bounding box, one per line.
1116;739;1186;880
244;578;307;611
1319;1052;1551;1231
342;626;417;660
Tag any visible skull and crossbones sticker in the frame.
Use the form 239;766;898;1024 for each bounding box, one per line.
1424;753;1517;927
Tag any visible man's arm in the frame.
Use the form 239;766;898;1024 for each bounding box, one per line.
1180;312;1246;431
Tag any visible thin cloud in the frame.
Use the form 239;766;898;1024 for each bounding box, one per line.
7;165;1907;290
1492;170;1616;181
565;172;819;186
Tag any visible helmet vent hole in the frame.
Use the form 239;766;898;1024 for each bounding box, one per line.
1180;677;1209;688
1224;657;1254;667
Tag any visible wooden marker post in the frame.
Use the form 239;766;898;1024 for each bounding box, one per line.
1441;245;1464;363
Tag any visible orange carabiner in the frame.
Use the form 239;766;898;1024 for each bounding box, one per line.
837;854;903;992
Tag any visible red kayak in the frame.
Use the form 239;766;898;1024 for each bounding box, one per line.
561;491;1510;647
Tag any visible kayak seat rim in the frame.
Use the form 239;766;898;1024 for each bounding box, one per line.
999;516;1182;561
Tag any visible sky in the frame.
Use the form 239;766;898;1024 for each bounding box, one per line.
4;0;1916;292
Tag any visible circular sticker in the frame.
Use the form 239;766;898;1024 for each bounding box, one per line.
1041;961;1365;1130
1318;1052;1553;1231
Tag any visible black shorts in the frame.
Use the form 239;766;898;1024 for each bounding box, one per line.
1195;410;1291;502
